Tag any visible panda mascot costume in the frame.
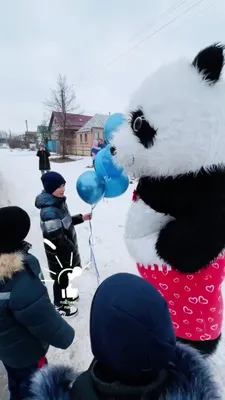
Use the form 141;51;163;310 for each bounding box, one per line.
110;43;225;356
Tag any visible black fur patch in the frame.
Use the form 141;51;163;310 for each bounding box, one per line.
129;108;157;148
137;165;225;273
192;43;224;83
136;165;225;218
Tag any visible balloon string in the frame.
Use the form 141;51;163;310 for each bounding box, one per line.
88;205;100;286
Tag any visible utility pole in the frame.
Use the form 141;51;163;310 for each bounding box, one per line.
25;120;28;133
24;120;29;149
7;130;12;146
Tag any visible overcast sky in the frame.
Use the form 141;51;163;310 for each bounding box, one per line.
0;0;224;132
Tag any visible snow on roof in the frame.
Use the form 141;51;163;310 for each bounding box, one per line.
78;114;109;132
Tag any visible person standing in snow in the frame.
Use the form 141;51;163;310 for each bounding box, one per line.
91;139;101;168
36;144;51;175
35;171;91;318
98;138;106;150
91;139;106;169
29;273;221;400
0;206;74;400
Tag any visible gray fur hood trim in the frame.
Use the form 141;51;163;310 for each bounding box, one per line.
29;343;222;400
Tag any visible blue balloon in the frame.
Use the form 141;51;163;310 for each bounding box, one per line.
76;171;105;205
104;113;126;143
104;174;129;198
95;145;123;179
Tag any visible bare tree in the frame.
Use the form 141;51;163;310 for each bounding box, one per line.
45;74;79;158
37;120;51;145
8;134;25;149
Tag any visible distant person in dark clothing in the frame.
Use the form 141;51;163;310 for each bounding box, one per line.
35;171;91;318
98;138;106;150
0;206;74;400
37;144;51;175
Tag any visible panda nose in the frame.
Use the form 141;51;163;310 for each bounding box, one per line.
110;146;116;156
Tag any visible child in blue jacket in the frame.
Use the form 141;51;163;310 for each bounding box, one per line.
0;206;75;400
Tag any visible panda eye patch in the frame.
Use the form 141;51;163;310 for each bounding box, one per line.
133;116;144;132
130;108;157;148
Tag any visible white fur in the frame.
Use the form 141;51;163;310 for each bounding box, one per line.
111;59;225;178
110;47;225;388
124;199;171;265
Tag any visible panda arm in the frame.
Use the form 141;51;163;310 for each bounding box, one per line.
156;213;225;273
125;199;171;239
124;199;173;265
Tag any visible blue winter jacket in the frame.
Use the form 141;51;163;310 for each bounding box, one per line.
29;342;221;400
35;192;83;280
0;244;75;368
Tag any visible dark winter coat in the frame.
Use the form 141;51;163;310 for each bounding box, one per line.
35;192;83;279
0;244;74;369
29;342;221;400
37;149;51;171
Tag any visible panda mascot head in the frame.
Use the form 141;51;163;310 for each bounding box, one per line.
111;43;225;177
110;44;225;355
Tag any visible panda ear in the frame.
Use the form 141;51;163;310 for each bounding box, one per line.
192;43;224;83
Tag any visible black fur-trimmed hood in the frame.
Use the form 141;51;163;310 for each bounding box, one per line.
29;343;221;400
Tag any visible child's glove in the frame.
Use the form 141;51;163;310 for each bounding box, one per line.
83;213;92;221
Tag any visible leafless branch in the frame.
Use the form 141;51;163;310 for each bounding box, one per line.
44;74;80;157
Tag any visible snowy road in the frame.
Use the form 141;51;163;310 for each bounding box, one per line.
1;148;225;396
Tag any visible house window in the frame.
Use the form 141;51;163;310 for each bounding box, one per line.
80;134;83;144
85;133;88;144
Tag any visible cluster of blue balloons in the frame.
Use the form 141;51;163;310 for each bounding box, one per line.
76;113;129;205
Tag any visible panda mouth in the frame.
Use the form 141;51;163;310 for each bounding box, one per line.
126;155;135;167
110;146;116;156
118;155;135;169
110;146;135;168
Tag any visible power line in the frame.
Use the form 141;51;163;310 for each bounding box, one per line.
191;0;221;19
98;0;206;69
129;0;189;43
76;0;212;87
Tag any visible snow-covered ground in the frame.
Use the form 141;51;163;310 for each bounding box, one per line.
1;148;225;395
0;149;134;372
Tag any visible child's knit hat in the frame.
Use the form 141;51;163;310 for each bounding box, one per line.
41;171;66;194
90;273;176;377
0;206;30;254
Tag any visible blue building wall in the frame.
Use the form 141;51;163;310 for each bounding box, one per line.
47;140;58;153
